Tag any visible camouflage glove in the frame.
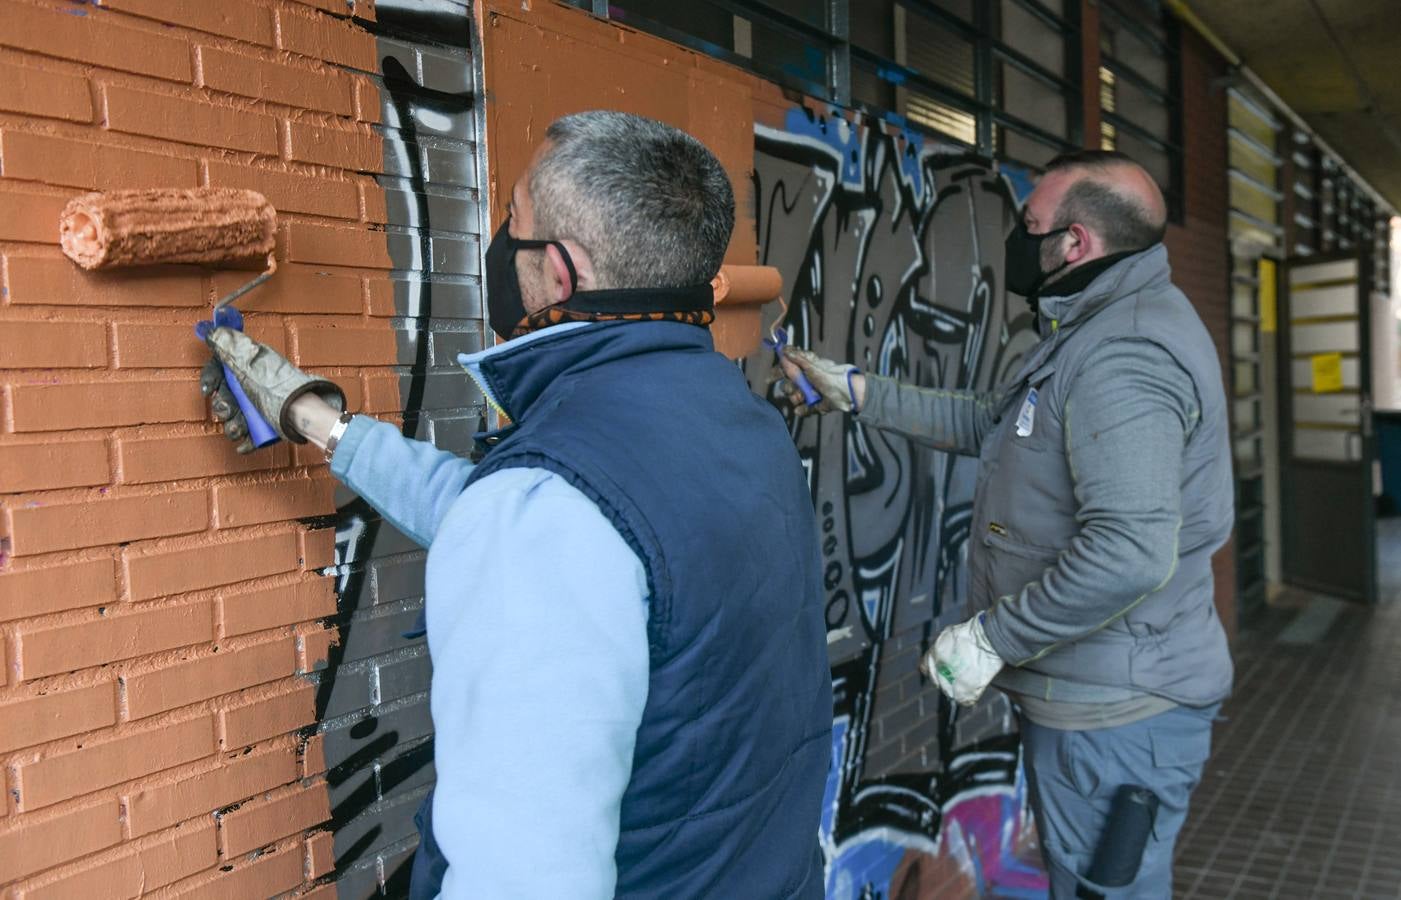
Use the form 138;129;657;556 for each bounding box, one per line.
776;347;861;416
201;327;345;453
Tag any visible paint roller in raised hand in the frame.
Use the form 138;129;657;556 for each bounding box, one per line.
711;264;820;406
59;187;282;448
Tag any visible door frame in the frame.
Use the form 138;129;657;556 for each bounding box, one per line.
1276;251;1378;603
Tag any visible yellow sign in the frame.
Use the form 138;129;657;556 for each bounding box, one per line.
1258;258;1276;334
1311;352;1344;393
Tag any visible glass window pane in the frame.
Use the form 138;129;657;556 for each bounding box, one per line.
610;1;733;50
852;0;896;57
1114;130;1171;195
904;9;976;97
765;0;827;29
852;60;897;113
903;92;977;145
1000;126;1061;168
1002;64;1066;139
1114;76;1169;141
1001;0;1064;76
923;0;974;20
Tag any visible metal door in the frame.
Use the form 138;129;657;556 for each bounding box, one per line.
1278;254;1377;602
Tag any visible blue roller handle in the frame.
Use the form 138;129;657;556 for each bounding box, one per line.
764;329;822;407
195;306;280;449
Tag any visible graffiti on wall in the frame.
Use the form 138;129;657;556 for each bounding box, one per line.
309;2;482;897
749;107;1047;897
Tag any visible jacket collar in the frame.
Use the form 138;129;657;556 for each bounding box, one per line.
1036;243;1172;333
458;320;715;422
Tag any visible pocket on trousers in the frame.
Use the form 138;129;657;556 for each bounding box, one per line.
1149;723;1212;768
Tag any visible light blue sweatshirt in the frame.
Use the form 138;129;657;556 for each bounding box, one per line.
329;326;650;898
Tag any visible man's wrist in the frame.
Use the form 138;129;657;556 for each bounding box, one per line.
323;411;355;461
288;393;344;449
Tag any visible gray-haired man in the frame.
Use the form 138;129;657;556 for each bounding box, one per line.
780;150;1233;897
203;111;831;899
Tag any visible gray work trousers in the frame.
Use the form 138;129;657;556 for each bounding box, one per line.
1019;702;1220;898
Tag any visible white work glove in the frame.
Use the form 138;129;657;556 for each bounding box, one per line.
921;614;1004;706
775;347;861;416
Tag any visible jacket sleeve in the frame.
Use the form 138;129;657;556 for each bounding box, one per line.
328;415;477;548
427;468;650;899
855;373;999;457
980;339;1197;665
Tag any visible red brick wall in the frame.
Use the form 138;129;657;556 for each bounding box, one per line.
0;1;393;895
1162;23;1238;639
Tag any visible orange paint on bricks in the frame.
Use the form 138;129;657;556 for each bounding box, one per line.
4;255;207;308
0;0;192;82
277;6;378;70
97;0;275;46
198;46;355;117
7;379;207;432
0;186;68;245
290;322;399;367
116;432;289;484
299;528;337;570
164;840;303;899
0;557;118;622
212;265;364;315
0;320;107;369
121;638;298;720
14;819;218;900
214;476;336;528
219;576;338;637
0;132;200;191
0;799;122;882
283;119;383;172
104;85;280;155
206;160;360;220
0;682;118;754
13;600;214;680
297;628;336;673
2;489;209;557
0;438;110;492
218;783;331;856
306;828;335;878
285;221;394;269
218;682;317;749
124;532;301;601
0;59;92;123
112;322;218;369
13;715;216;811
124;748;300;837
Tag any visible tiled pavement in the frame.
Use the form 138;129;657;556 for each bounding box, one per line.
1172;524;1401;897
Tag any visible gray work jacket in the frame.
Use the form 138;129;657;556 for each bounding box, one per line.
859;245;1233;707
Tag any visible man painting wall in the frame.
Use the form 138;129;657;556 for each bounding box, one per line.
781;149;1234;897
200;111;833;899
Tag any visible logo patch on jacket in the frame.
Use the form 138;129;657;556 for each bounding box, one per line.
1015;387;1038;437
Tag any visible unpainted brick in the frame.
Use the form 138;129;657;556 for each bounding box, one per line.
3;489;209;557
7;379;206;432
0;799;122;883
277;6;377;70
0;0;192;82
0;133;200;191
13;715;215;811
220;576;337;637
218;782;331;856
122;638;297;720
198;46;354;116
214;477;336;528
117;432;289;484
124;532;301;601
0;60;89;125
96;0;274;45
0;185;68;244
0;320;107;369
104;85;279;155
218;682;316;749
124;747;299;837
0;681;117;754
13;600;214;680
14;819;217;900
0;557;117;621
0;439;110;493
4;255;206;308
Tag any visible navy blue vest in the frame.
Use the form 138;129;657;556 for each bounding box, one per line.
412;321;831;898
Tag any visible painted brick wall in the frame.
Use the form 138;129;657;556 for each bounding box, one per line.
1162;23;1238;640
0;1;482;896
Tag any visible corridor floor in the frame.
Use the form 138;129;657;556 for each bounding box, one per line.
1171;559;1401;896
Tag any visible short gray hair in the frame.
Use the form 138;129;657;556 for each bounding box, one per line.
529;111;735;290
1045;149;1166;253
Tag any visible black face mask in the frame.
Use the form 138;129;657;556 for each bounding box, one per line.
484;216;578;341
1003;219;1070;299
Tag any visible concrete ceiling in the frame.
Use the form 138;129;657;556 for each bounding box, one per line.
1187;0;1401;213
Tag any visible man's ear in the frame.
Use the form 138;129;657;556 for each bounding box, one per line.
543;240;596;306
1063;222;1096;264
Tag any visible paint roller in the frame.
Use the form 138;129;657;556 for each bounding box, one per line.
59;187;282;448
712;264;821;406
